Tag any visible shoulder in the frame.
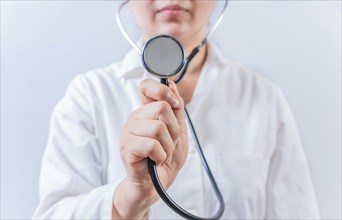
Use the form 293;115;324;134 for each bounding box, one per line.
65;46;141;89
208;43;278;91
231;61;278;95
55;65;119;113
207;43;287;114
68;51;143;99
212;47;278;98
63;65;118;104
62;50;144;116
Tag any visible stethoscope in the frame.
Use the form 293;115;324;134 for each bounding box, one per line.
116;1;228;219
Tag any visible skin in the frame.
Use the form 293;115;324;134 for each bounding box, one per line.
113;1;216;219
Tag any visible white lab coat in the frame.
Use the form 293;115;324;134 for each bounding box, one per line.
33;43;320;219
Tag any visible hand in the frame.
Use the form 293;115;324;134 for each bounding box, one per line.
113;79;188;219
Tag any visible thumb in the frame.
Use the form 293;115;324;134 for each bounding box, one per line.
168;81;187;134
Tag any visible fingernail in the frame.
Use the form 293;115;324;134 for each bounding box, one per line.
169;81;177;92
173;99;180;108
170;81;180;96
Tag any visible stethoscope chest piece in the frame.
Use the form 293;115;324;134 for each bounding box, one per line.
142;35;185;78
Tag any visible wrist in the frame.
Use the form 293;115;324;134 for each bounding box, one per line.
112;178;155;219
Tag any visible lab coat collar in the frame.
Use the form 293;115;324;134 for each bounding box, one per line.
206;42;229;68
115;39;145;80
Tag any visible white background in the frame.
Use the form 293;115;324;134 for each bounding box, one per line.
1;1;341;219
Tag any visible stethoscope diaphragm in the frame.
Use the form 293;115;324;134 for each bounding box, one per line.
142;35;185;78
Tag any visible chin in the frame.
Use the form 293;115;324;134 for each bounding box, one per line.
157;21;179;33
157;26;186;41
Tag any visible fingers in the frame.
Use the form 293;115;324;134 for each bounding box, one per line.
167;81;188;167
168;81;186;129
130;101;181;142
121;79;187;169
140;79;181;108
126;119;175;164
120;134;167;166
118;78;189;203
139;79;186;136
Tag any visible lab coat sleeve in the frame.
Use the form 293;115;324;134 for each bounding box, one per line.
33;75;118;220
265;88;320;219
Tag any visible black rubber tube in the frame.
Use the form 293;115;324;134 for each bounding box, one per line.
147;78;225;219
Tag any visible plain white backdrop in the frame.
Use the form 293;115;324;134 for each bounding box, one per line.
1;0;341;219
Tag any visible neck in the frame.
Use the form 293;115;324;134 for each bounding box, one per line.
173;34;208;81
171;34;208;104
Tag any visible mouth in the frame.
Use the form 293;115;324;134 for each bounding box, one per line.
157;5;189;16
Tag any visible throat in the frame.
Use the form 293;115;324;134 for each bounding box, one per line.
171;42;208;104
173;71;201;105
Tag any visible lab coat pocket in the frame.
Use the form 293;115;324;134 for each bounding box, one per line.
216;153;270;218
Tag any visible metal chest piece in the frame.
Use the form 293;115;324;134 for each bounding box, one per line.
142;35;185;79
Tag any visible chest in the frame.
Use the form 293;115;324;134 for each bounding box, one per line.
92;73;277;219
147;105;273;219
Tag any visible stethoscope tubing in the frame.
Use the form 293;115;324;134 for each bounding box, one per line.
148;78;226;219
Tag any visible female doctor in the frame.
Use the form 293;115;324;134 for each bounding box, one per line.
33;0;320;219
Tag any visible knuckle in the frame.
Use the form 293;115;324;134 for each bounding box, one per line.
174;129;181;140
152;139;161;148
155;83;164;91
139;80;150;97
161;151;167;162
153;121;166;137
168;143;175;155
178;97;185;106
156;101;170;114
158;87;169;99
147;139;159;154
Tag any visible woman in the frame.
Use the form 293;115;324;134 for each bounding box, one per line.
33;1;320;219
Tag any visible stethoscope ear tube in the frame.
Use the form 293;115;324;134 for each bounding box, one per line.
174;46;200;84
116;0;229;57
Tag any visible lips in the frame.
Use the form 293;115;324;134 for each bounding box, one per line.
158;5;187;12
157;5;189;16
